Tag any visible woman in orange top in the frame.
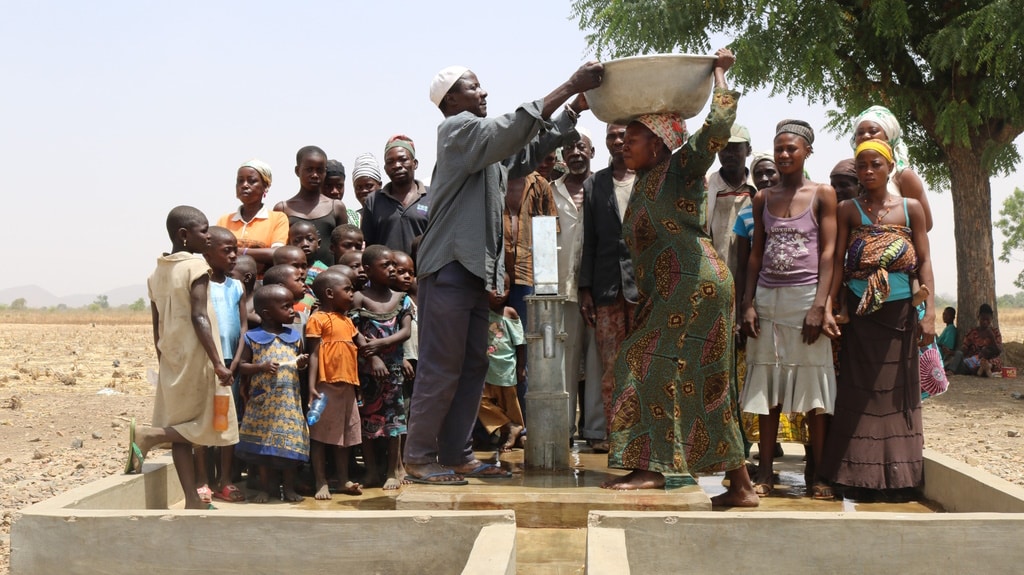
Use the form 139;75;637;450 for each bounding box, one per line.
218;160;289;270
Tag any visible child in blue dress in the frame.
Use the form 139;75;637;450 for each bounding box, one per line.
237;284;310;503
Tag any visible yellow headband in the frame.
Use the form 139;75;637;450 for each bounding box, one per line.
855;139;894;163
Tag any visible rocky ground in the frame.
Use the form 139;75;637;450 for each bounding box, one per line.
1;323;1023;574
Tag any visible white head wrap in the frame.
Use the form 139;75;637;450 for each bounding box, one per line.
239;159;272;187
352;153;382;183
749;151;774;174
850;105;910;172
429;65;470;108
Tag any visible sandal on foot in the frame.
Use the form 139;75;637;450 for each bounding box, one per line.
124;418;145;474
811;483;834;500
753;483;773;497
460;462;513;478
407;469;468;486
197;485;213;504
213;484;246;502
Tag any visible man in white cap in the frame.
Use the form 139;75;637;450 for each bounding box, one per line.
705;123;755;275
405;61;603;483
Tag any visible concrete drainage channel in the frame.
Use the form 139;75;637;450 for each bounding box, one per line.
11;449;1024;574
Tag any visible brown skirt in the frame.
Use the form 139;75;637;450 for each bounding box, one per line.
819;292;923;490
308;382;362;448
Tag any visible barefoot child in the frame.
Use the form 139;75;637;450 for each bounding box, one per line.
307;271;366;499
236;284;311;502
391;251;418;400
338;250;367;290
273;245;312;304
127;206;237;511
740;120;839;499
477;274;526;452
353;245;412;489
330;224;364;264
263;263;311;334
289;219;328;287
198;226;248;503
232;254;259;329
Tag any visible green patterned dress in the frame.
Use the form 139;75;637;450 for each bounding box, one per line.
607;88;746;475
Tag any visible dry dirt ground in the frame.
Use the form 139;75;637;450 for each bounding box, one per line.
2;317;1024;574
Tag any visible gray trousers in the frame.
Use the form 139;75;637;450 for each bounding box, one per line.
563;300;606;440
404;262;490;466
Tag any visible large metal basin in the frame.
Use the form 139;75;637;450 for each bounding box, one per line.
586;54;715;123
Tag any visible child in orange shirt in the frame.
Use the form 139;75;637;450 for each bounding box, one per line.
307;271;367;499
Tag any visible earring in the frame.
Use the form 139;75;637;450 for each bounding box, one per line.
183;238;188;248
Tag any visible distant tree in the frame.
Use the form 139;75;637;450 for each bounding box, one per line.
93;294;109;309
10;298;26;310
572;0;1024;332
128;297;146;312
996;188;1024;290
56;303;67;311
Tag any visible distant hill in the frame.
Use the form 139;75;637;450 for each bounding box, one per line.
0;284;146;308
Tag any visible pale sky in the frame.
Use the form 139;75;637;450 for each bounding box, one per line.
1;1;1020;299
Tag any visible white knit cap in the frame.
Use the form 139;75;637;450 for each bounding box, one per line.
429;65;470;108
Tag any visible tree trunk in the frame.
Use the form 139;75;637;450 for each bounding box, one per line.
947;144;997;334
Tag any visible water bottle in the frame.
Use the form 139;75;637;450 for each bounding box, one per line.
213;385;231;432
307;394;328;426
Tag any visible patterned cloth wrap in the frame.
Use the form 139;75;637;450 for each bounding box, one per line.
844;224;918;316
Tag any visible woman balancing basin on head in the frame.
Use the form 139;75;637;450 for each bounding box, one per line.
594;48;759;507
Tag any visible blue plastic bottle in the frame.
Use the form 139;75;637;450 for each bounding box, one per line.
307;394;328;426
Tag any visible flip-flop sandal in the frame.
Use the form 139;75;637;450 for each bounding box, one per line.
753;483;773;497
197;485;214;504
811;483;834;500
461;462;513;478
124;418;145;474
212;485;245;502
407;470;468;486
213;484;245;502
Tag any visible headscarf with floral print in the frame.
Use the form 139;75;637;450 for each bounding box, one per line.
633;113;687;151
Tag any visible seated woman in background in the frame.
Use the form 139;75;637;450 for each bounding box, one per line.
937;306;958;371
948;304;1002;377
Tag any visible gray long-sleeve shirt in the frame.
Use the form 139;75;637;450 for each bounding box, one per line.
417;100;577;291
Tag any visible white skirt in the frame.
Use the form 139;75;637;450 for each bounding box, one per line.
740;284;836;416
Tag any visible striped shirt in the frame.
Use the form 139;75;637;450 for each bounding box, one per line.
733;203;755;241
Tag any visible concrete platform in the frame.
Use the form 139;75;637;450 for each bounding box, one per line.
12;444;1024;574
586;448;1024;574
11;454;517;575
396;448;710;528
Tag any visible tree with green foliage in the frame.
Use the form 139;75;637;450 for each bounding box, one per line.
572;0;1024;331
128;297;147;312
92;294;109;310
996;187;1024;289
10;298;26;310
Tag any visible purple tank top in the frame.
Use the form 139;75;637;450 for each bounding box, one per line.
758;193;820;288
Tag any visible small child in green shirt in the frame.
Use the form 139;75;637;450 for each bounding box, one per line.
477;274;526;452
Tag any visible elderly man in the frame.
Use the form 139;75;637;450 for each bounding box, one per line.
552;130;605;451
404;62;602;484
